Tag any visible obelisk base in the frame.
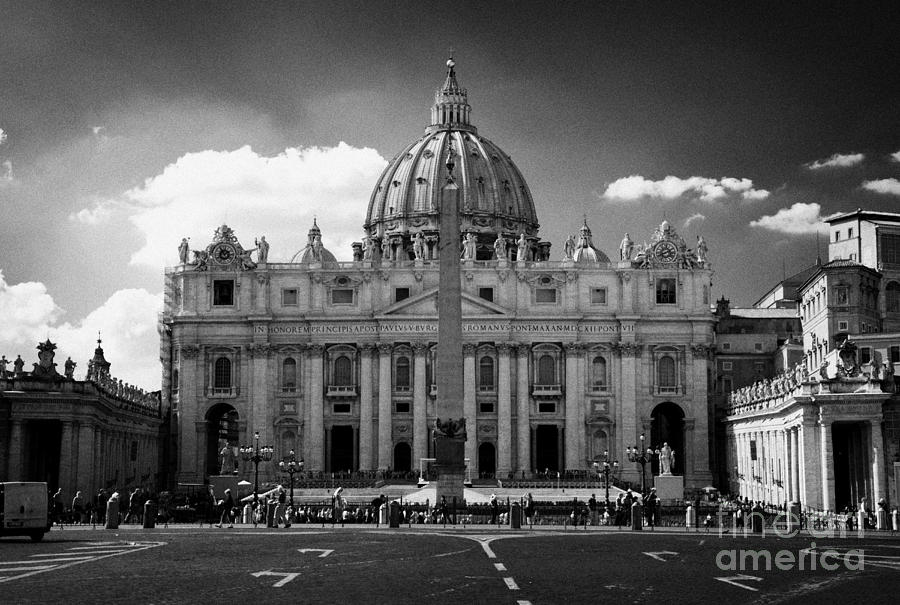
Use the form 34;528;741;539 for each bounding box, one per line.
434;438;466;505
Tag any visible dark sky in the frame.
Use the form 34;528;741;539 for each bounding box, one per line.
1;0;899;385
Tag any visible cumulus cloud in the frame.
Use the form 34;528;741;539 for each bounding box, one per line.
69;199;114;224
891;151;900;163
88;143;387;267
0;269;162;388
804;152;865;170
683;213;706;229
863;178;900;195
601;175;769;203
749;202;825;234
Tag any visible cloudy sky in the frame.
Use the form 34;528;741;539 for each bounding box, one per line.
1;1;899;389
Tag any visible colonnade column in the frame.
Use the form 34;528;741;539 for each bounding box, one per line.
194;422;206;478
870;420;885;506
412;342;429;467
93;426;103;493
618;343;640;483
377;343;393;470
59;421;73;493
77;422;95;497
358;343;375;471
819;419;834;511
307;344;325;471
179;345;201;482
564;343;581;471
790;427;800;503
496;343;512;477
516;344;531;476
248;344;271;446
463;344;477;473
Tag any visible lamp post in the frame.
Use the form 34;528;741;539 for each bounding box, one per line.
626;433;656;495
594;451;619;507
239;431;273;512
279;450;303;507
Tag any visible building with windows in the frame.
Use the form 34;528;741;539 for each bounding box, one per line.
160;59;716;489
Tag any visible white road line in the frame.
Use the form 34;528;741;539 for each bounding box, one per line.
517;601;532;605
31;554;94;558
494;563;506;571
0;541;165;584
0;566;57;573
503;577;519;590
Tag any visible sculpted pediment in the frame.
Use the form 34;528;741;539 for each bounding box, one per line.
381;287;511;317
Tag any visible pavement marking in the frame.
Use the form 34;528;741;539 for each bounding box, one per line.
0;541;165;584
715;574;762;592
251;570;301;588
503;577;520;590
494;563;507;571
642;551;678;561
517;601;532;605
297;548;333;558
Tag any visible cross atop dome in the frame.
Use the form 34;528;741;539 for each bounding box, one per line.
429;56;475;134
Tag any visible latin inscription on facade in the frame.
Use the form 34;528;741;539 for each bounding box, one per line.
257;321;634;336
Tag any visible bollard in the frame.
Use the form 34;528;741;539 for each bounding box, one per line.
510;502;521;529
389;501;401;528
876;508;888;531
631;501;643;531
379;503;388;525
685;504;696;530
105;498;119;530
243;503;252;524
142;501;157;529
751;504;764;534
267;502;277;528
857;509;866;532
891;509;898;532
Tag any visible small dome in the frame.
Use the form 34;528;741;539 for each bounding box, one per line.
573;218;610;265
291;219;337;265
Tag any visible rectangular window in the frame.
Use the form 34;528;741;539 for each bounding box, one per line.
333;403;351;414
835;287;848;305
890;346;899;363
848;228;853;238
834;231;840;242
880;233;900;265
479;402;495;413
538;402;556;413
754;362;765;372
750;440;758;461
656;278;676;304
838;321;849;331
860;347;872;364
591;288;607;304
395;402;410;414
754;343;763;352
282;288;298;306
213;280;234;306
478;287;494;302
395;287;410;302
331;289;354;304
535;288;557;303
721;361;733;371
722;342;731;351
722;376;733;394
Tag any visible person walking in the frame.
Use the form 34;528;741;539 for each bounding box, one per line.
71;491;85;525
216;489;235;528
489;494;499;525
645;488;659;528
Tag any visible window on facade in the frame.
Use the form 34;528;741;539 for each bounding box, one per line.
537;354;556;385
887;282;900;313
722;342;731;351
754;343;763;351
591;288;607;304
722;361;733;371
754;361;765;373
213;357;232;388
860;348;872;364
333;356;352;385
848;228;853;238
282;288;298;306
479;402;495;413
478;287;494;302
834;231;840;242
535;288;557;303
395;356;410;389
479;356;495;390
592;356;607;387
395;402;410;413
332;289;354;304
282;358;297;389
213;280;234;306
835;287;849;305
333;403;351;414
657;356;676;388
722;376;733;394
395;287;410;302
538;402;556;413
656;279;676;304
881;233;900;265
890;346;900;363
839;321;849;331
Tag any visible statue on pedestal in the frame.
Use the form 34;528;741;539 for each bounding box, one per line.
620;233;633;261
659;442;675;475
462;232;477;260
0;355;8;378
64;357;76;379
413;232;426;260
516;233;528;262
563;234;576;261
219;443;236;475
178;238;190;264
255;236;269;263
492;234;506;261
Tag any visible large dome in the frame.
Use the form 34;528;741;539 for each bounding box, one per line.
364;58;544;262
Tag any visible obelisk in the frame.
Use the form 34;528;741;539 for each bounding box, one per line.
433;138;466;505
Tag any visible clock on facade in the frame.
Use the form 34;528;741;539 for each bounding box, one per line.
653;241;678;263
212;243;236;264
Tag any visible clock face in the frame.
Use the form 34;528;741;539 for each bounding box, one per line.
212;243;236;264
654;241;678;263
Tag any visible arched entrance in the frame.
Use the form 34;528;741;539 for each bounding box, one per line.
393;442;411;472
206;403;239;477
478;442;496;478
330;425;354;473
535;425;560;474
650;402;685;475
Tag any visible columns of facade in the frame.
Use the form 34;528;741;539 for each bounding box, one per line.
618;344;639;483
93;426;103;492
377;343;393;470
790;427;800;503
194;421;206;478
412;342;429;468
564;343;581;471
799;421;817;508
358;343;375;471
59;421;74;495
780;429;789;503
7;419;22;481
463;344;477;473
77;422;95;497
870;420;885;505
516;344;531;475
179;345;201;481
689;346;713;484
249;345;271;446
496;343;513;477
307;344;325;471
684;419;696;478
819;419;835;511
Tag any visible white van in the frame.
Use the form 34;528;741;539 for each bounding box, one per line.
0;482;51;541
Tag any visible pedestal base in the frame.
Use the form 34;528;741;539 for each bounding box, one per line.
654;474;684;501
435;437;466;505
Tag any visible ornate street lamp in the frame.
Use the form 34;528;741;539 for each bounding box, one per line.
626;433;656;494
593;450;619;507
239;431;273;513
279;450;304;507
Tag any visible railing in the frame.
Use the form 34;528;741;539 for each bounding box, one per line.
207;386;236;397
532;384;562;396
326;385;357;397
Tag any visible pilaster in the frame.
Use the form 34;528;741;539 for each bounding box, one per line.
377;342;393;469
496;343;513;476
307;344;325;471
564;342;580;471
413;342;429;466
516;344;531;475
358;343;375;471
463;343;477;471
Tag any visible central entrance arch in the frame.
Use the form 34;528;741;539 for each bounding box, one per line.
330;425;354;473
650;402;685;475
393;442;411;473
478;442;496;478
535;425;560;474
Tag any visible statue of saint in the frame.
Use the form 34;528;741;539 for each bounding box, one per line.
620;233;633;261
64;357;76;379
0;355;7;378
312;234;324;262
412;232;426;260
696;235;708;263
219;443;236;475
492;234;506;261
462;232;477;260
256;236;269;263
363;237;375;261
563;234;576;261
659;443;675;475
178;238;190;264
381;237;392;262
516;233;528;262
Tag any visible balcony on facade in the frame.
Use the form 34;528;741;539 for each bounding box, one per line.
654;384;683;396
532;384;562;396
326;385;358;397
206;386;237;398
